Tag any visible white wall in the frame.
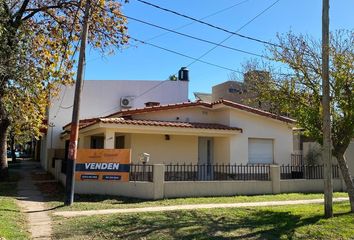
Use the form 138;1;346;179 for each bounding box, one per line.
127;107;293;165
130;133;198;164
280;179;344;193
164;181;273;198
47;80;189;150
125;106;293;165
228;109;293;165
134;107;219;123
214;137;230;164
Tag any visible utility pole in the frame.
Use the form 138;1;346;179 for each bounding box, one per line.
65;0;91;206
322;0;333;218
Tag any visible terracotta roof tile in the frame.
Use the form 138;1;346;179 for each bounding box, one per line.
67;118;241;132
63;99;294;133
214;100;295;124
62;118;99;130
104;100;295;124
106;101;211;118
99;118;242;132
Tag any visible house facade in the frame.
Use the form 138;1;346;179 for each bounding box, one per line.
50;99;353;199
61;100;295;166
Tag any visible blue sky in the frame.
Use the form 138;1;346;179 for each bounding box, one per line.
85;0;354;100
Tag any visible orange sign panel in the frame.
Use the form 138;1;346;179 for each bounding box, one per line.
75;149;131;182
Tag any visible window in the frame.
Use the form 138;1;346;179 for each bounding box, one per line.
229;88;238;93
115;135;125;149
229;88;243;94
90;136;104;149
248;138;274;164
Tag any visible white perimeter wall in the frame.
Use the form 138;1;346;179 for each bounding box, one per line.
47;80;189;150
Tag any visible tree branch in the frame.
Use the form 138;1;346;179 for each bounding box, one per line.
12;0;30;27
22;1;80;22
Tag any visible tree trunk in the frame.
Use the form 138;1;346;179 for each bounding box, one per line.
10;132;16;162
0;120;10;180
336;153;354;212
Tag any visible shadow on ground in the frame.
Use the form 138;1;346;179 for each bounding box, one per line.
54;207;338;240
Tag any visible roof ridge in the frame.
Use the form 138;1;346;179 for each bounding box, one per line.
89;118;243;132
212;99;295;123
104;100;211;118
64;99;295;129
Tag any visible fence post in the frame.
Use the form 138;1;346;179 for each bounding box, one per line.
270;165;281;194
153;164;165;200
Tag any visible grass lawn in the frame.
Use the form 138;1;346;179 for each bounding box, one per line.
0;173;29;240
43;182;348;211
52;201;354;240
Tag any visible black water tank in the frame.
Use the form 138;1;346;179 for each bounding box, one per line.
178;67;189;81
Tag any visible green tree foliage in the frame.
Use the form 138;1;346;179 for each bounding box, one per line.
0;0;129;179
246;30;354;211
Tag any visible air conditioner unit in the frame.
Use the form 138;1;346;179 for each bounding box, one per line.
120;96;134;108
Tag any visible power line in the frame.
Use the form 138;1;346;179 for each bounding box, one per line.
144;0;252;43
125;14;268;59
136;0;281;48
91;33;245;117
186;0;282;68
87;0;252;63
83;4;247;74
132;33;293;76
128;35;244;73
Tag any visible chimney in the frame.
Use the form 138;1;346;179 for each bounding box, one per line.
178;67;189;81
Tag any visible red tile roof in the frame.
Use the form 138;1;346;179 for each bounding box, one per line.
62;118;99;130
214;100;295;124
79;118;242;132
106;101;211;118
105;100;295;124
63;100;294;133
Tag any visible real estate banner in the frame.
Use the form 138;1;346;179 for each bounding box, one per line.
75;149;131;182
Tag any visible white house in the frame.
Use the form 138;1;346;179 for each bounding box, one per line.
55;99;354;199
40;77;189;170
61;99;296;167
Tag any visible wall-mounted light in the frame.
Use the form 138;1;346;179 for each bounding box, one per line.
165;134;170;141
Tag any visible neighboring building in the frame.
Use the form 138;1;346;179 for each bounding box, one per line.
60;99;296;169
193;92;212;103
40;70;190;170
212;80;247;103
194;70;272;110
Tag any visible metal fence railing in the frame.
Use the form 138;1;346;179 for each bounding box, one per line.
280;164;340;179
291;153;304;166
165;164;270;181
129;164;153;182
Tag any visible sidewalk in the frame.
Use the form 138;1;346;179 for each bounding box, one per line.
15;161;52;240
54;197;349;218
